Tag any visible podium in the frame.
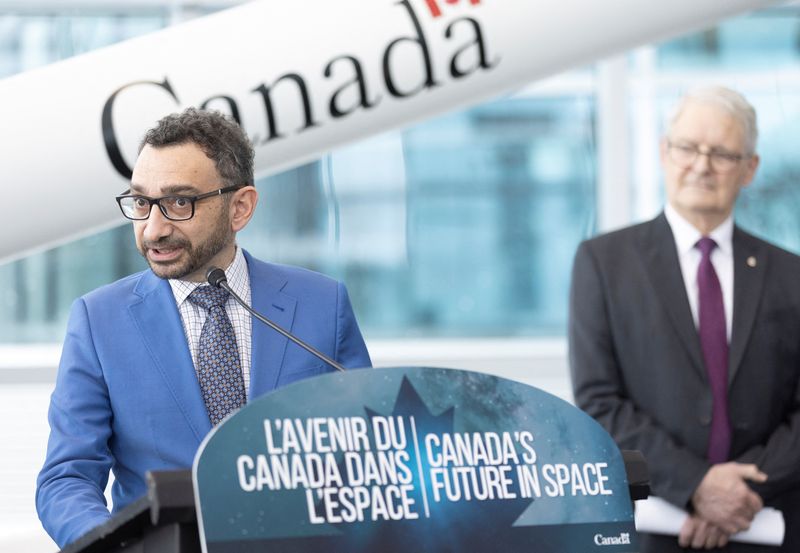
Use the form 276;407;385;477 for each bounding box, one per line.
59;367;651;552
60;471;199;553
60;452;648;553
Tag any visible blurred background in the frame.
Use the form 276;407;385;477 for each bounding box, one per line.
2;0;800;550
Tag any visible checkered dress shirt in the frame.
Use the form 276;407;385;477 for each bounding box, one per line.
169;247;252;398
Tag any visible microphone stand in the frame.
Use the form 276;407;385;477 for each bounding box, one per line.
206;267;347;373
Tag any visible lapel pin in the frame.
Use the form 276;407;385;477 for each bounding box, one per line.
746;256;757;268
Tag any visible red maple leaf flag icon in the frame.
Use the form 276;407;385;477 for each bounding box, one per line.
423;0;481;19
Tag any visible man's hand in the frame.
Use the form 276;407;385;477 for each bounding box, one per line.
691;462;767;534
679;515;730;550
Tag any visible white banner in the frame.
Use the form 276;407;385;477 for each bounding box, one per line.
0;0;778;262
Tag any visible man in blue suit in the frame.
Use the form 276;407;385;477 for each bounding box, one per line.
36;108;372;548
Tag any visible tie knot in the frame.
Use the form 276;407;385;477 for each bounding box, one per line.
188;285;230;310
696;237;717;258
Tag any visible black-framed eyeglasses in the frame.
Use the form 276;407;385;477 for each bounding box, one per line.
667;141;750;174
115;185;245;221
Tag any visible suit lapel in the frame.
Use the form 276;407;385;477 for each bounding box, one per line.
128;271;211;441
245;253;298;398
729;227;766;383
639;214;707;379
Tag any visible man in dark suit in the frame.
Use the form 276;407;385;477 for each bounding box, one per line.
569;86;800;552
36;108;372;548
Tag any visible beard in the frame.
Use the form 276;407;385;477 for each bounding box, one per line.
138;212;233;280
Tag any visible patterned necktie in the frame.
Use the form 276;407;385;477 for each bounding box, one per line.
696;237;731;464
188;285;246;426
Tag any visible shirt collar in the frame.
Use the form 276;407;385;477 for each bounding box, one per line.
168;246;249;305
664;204;733;256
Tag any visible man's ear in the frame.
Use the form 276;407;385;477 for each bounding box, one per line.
740;153;760;188
230;185;258;232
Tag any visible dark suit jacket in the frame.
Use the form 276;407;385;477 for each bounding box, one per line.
569;213;800;551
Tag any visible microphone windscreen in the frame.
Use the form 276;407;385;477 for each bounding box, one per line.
206;267;227;288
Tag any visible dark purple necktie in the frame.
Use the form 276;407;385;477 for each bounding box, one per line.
696;237;731;464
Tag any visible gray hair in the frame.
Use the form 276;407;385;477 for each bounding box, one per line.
666;85;758;155
140;107;255;187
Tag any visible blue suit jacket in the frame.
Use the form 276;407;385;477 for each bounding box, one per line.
36;252;371;548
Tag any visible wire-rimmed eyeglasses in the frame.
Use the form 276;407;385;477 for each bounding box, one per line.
115;185;245;221
666;141;750;174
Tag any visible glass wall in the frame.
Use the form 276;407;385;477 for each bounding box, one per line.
2;5;800;344
240;95;596;338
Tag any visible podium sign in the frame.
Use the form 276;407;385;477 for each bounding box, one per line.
193;367;637;552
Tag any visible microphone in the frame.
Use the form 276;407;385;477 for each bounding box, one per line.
205;266;346;373
206;267;228;288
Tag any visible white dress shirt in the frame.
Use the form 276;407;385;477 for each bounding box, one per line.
664;204;733;342
169;246;253;397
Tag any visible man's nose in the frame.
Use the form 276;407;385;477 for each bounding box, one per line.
691;150;713;173
141;205;173;242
